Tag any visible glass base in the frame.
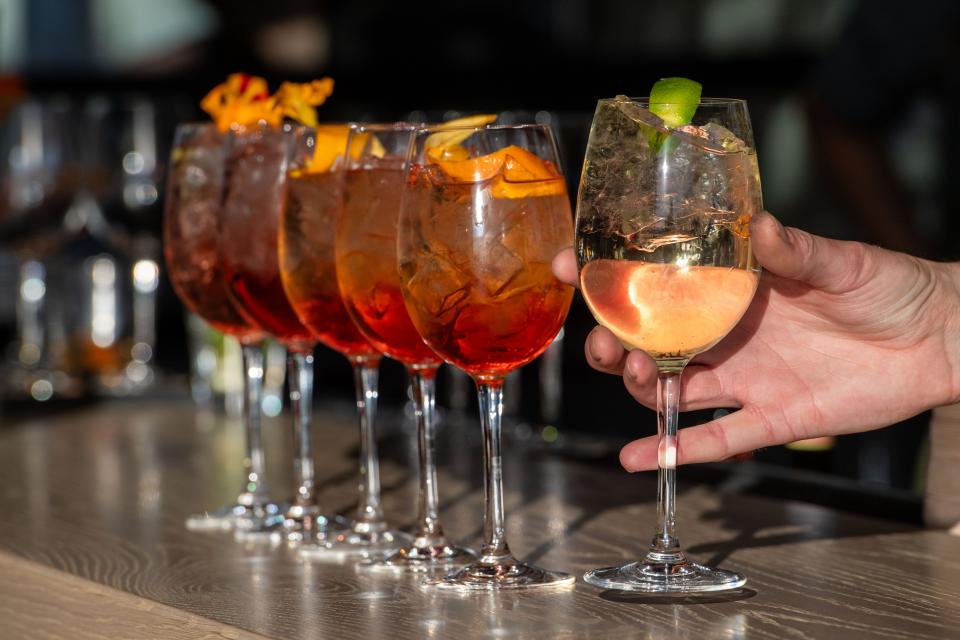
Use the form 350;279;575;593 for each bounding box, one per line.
361;537;477;573
230;501;288;539
185;504;240;531
424;557;575;591
299;521;411;560
583;559;746;593
185;500;285;533
284;512;351;544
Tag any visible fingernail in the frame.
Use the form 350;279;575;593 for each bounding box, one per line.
767;211;788;242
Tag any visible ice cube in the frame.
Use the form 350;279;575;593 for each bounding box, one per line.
368;283;392;319
475;237;524;296
701;122;749;154
404;251;470;317
611;96;669;135
420;197;473;265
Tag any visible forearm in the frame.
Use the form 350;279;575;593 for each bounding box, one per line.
931;260;960;406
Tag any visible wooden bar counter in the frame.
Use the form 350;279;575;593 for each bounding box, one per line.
0;397;958;639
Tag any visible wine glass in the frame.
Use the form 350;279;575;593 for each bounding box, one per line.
575;96;761;592
218;123;345;541
279;124;410;558
335;123;476;572
0;98;79;399
102;98;166;393
398;123;575;590
162;122;283;532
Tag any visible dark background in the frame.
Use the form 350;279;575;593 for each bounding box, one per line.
1;0;957;506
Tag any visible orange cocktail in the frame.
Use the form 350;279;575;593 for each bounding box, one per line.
398;124;574;590
164;123;261;343
335;123;476;571
279;125;408;558
400;143;573;381
336;159;440;365
199;73;336;537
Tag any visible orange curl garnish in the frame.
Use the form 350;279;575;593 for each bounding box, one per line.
275;78;334;127
201;74;336;133
201;73;281;133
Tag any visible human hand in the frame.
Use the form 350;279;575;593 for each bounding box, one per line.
553;211;960;471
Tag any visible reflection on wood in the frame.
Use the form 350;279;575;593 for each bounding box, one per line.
0;399;957;639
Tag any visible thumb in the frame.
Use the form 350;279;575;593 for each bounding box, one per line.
751;211;872;294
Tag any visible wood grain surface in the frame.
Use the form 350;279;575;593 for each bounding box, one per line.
0;549;269;639
0;397;958;639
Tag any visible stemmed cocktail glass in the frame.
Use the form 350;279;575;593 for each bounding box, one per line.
218;124;343;540
279;125;410;558
575;96;761;592
335;123;476;572
398;123;574;590
163;122;282;532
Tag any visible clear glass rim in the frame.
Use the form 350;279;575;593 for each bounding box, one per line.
352;122;417;134
602;96;747;107
287;121;407;136
287;121;356;135
414;122;554;134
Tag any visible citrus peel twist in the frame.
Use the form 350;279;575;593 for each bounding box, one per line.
422;115;565;198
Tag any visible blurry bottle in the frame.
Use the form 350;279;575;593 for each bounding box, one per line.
78;96;165;393
56;247;137;395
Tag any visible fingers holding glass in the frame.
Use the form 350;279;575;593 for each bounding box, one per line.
551;246;579;286
619;405;781;472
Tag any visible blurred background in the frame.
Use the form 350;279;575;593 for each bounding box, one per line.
0;0;955;521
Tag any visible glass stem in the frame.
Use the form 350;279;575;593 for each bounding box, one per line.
409;366;443;541
476;379;512;563
648;369;684;562
287;346;316;509
350;356;384;526
240;342;267;506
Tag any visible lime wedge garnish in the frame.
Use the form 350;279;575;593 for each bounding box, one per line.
649;77;702;128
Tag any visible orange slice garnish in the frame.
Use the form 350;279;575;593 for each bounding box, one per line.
431;145;565;198
289;125;387;177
